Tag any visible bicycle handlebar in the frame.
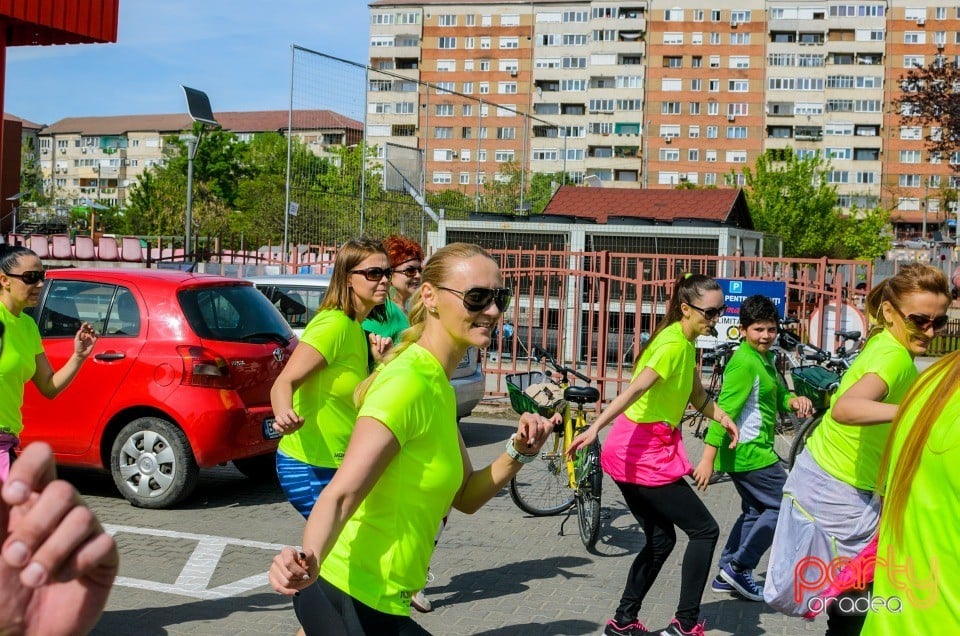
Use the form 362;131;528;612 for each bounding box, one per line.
531;346;592;384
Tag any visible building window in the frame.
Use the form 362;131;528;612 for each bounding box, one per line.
707;126;718;139
434;127;453;139
432;172;452;184
500;37;519;49
661;102;682;115
688;149;700;161
689;102;701;115
495;150;515;162
438;37;456;49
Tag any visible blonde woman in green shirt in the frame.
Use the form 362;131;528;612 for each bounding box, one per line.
765;263;950;635
271;238;392;518
269;243;556;636
862;350;960;634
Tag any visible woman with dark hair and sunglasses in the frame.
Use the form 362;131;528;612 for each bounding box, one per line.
765;263;950;635
270;238;391;518
0;245;98;480
269;243;554;636
567;273;739;636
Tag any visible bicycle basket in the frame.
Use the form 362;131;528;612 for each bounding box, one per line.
505;371;565;417
791;366;841;411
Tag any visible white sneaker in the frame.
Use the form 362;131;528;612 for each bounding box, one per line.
411;589;433;613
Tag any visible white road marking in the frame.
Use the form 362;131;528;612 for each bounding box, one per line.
104;524;293;600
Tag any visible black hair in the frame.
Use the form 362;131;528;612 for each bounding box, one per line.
0;244;37;274
636;272;721;370
739;295;779;328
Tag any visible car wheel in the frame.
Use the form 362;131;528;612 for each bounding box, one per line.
110;417;199;509
233;452;278;482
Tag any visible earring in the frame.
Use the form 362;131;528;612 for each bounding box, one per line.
429;307;439;315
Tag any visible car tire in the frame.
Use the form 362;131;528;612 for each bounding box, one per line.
110;417;199;509
233;452;278;482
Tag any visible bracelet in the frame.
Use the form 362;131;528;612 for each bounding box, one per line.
505;434;538;464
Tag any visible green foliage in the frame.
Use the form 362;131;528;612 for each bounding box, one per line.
738;150;891;259
19;139;49;206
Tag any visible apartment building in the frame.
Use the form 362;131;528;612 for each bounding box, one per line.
884;1;960;235
367;0;960;237
35;110;362;210
644;1;765;188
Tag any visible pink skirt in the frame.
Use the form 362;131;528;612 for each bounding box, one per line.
600;414;693;487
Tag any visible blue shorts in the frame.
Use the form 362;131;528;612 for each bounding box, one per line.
276;450;337;519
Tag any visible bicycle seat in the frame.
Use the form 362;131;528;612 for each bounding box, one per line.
564;385;600;405
836;330;861;341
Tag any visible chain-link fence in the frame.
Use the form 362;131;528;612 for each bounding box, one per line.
285;46;568;249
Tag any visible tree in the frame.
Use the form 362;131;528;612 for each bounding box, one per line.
737;150;891;259
894;60;960;170
19;138;49;206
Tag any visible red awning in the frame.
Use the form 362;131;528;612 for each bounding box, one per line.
1;0;119;46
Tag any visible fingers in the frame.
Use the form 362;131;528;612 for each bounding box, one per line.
269;547;315;595
272;410;304;434
1;475;116;589
3;443;57;505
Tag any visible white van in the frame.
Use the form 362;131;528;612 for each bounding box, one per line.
248;275;483;420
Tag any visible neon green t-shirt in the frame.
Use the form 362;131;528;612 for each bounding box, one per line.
0;303;44;435
320;343;463;616
624;322;695;426
362;299;409;343
806;329;917;491
706;343;792;472
278;309;367;468
862;369;960;635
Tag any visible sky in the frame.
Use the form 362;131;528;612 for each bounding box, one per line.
5;0;371;126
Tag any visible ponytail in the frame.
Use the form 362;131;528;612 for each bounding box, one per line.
635;272;720;371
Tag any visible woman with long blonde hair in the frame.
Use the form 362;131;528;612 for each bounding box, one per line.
270;238;391;518
861;350;960;634
268;243;555;635
765;263;951;635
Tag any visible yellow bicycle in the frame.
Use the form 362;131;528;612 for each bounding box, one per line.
505;346;602;549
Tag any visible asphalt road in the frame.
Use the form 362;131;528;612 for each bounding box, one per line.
61;414;825;636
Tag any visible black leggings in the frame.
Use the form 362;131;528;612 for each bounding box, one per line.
614;478;720;630
293;576;431;636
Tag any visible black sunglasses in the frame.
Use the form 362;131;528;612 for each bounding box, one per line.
395;266;422;278
437;286;512;312
351;267;393;282
5;270;46;285
686;302;727;320
891;303;949;332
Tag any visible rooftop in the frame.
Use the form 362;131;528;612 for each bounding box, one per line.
542;185;753;228
39;110;363;136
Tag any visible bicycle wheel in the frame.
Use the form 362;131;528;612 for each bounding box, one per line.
774;411;801;464
788;415;822;469
509;431;575;516
575;440;602;549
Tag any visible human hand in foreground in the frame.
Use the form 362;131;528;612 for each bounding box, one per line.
269;546;318;596
0;442;119;636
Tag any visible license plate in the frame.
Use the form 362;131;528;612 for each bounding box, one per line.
263;417;280;440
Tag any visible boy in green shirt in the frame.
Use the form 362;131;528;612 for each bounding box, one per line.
693;295;813;602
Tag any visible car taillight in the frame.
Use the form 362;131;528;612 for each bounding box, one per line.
177;346;233;389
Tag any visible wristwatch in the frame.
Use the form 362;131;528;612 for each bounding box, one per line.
505;434;538;464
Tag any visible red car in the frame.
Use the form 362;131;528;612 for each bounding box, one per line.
20;269;296;508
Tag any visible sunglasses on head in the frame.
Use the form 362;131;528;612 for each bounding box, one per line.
890;303;949;332
395;265;422;278
686;302;727;320
437;286;512;312
5;270;46;285
351;267;393;282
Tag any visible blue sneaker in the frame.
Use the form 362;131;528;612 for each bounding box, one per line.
720;563;764;601
710;574;734;593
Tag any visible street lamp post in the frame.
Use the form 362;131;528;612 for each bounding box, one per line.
183;135;199;258
180;86;219;262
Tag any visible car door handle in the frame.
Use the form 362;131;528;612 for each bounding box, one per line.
94;352;126;361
